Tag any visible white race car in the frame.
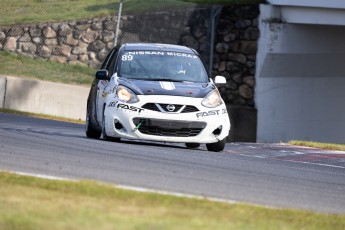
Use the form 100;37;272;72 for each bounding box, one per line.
86;43;230;151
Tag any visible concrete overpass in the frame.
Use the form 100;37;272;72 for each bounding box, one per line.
256;0;345;143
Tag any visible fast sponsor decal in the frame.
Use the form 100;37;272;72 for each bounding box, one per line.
196;110;220;118
222;109;228;114
117;103;144;113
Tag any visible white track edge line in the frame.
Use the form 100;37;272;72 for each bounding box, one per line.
283;160;345;169
239;154;345;169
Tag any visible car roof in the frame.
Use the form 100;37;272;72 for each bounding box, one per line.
121;43;197;54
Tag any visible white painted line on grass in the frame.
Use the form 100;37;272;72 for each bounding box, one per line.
116;184;238;204
12;171;77;181
5;170;239;205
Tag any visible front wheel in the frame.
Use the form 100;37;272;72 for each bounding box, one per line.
206;139;226;152
85;107;101;139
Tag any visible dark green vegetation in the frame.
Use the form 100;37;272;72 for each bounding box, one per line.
0;0;265;26
1;172;345;230
289;140;345;152
1;0;117;26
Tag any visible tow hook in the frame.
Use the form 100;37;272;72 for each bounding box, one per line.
133;120;144;131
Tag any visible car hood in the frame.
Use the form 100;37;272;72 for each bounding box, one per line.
118;78;215;98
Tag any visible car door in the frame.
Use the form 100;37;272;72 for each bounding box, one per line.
96;48;119;125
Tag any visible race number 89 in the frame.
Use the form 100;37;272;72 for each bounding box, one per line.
122;55;133;61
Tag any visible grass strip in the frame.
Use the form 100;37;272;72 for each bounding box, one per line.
0;50;94;85
289;140;345;152
0;108;85;124
0;0;117;27
0;171;345;230
0;0;264;27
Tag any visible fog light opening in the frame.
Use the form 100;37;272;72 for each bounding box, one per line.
114;119;124;130
213;126;222;136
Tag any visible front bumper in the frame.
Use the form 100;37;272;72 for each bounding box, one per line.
104;95;230;144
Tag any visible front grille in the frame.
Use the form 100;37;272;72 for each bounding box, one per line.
181;105;199;113
133;118;205;137
142;103;199;113
142;103;159;112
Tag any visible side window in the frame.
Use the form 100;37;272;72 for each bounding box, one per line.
107;50;119;76
100;48;117;70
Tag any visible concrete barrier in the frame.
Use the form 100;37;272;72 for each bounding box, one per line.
256;4;345;144
2;76;258;142
4;76;90;121
0;76;6;108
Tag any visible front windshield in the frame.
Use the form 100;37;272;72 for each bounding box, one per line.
118;50;208;83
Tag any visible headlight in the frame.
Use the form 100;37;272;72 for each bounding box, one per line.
201;90;222;108
116;85;139;103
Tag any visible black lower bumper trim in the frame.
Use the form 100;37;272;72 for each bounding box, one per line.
133;118;206;137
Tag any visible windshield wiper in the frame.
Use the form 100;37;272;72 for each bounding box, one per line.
144;78;185;82
121;77;188;82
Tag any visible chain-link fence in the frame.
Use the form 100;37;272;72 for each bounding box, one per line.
115;0;221;75
0;1;259;109
0;0;220;85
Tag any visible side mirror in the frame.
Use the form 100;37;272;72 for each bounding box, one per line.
214;75;226;84
96;70;110;80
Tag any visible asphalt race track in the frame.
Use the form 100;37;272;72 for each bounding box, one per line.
1;112;345;214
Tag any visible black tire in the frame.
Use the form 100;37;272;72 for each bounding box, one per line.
102;109;120;142
206;139;226;152
185;143;200;149
85;106;101;139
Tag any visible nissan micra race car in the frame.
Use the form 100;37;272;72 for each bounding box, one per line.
86;43;230;152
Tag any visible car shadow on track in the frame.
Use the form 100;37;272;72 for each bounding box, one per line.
101;138;206;151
